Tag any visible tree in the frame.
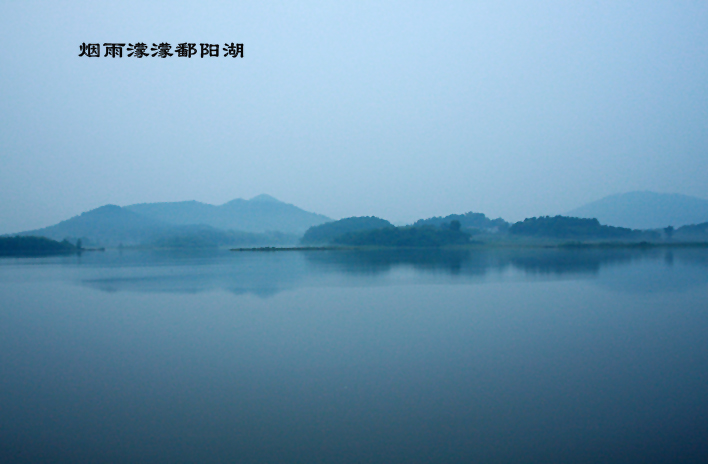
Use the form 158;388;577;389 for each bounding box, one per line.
664;226;674;240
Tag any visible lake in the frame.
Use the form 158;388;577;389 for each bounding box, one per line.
1;248;707;463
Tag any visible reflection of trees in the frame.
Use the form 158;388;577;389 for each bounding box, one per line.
303;249;502;276
675;249;708;269
305;248;691;277
507;249;660;276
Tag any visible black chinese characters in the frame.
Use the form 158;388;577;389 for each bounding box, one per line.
79;42;243;58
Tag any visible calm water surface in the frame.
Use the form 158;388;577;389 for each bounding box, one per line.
1;248;707;463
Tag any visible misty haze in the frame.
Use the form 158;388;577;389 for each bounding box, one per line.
1;1;708;463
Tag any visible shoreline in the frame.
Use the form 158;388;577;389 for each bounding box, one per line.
231;241;708;252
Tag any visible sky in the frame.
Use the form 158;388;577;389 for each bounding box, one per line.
1;0;707;233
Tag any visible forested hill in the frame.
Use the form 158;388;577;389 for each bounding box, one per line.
333;225;472;247
509;216;641;240
674;221;708;240
414;212;508;231
0;236;78;256
301;217;393;244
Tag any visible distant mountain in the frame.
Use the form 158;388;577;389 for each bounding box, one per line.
12;195;326;247
125;195;330;234
17;205;172;246
301;217;393;244
566;191;708;229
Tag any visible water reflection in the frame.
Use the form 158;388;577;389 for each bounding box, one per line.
2;247;708;463
303;249;493;276
305;248;666;276
80;250;311;297
61;247;708;296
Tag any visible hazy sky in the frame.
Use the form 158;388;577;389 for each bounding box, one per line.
1;0;707;233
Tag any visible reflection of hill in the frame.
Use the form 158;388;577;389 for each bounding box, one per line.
76;248;708;297
303;248;668;277
303;249;500;276
81;250;311;297
507;249;658;276
675;249;708;269
595;249;708;293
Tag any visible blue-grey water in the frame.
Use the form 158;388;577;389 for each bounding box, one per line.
1;248;707;463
